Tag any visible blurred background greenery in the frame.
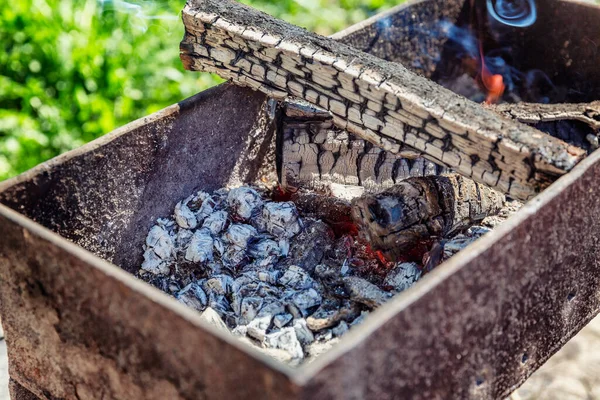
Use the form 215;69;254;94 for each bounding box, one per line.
0;0;400;180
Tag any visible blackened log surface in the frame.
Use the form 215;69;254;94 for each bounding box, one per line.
492;102;600;152
180;0;586;201
279;103;445;192
352;174;505;260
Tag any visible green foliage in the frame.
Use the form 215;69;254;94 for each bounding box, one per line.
0;0;399;180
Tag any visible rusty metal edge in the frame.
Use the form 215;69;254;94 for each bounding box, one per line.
295;145;600;383
0;84;237;194
0;199;297;379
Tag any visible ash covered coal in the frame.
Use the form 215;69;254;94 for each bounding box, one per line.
138;185;519;365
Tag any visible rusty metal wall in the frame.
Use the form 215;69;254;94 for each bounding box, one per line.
0;84;273;274
0;85;299;400
0;204;298;400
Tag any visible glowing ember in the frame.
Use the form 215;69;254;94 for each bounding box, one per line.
479;45;505;104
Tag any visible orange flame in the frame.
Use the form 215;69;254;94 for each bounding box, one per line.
479;44;505;104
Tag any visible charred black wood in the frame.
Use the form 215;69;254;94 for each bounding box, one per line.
351;174;505;261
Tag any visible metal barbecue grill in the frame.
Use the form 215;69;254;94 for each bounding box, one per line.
1;0;600;398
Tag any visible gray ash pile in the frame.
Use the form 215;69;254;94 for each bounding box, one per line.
138;185;517;365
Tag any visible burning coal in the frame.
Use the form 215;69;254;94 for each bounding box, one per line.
435;17;561;104
425;0;582;105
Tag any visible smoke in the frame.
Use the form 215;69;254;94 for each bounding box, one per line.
439;19;556;103
97;0;178;32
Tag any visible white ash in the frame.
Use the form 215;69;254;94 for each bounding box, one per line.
139;186;387;365
384;263;422;293
139;186;521;366
141;222;175;275
227;187;264;220
174;199;198;229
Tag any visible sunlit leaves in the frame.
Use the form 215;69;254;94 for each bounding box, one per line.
0;0;400;180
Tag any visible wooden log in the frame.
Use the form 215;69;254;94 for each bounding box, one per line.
278;101;446;192
491;101;600;150
491;101;600;131
351;174;505;261
179;0;586;201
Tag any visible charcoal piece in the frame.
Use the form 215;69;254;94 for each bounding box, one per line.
256;269;282;285
203;274;233;296
331;321;349;337
384;262;423;293
342;276;392;308
203;210;228;235
293;318;315;345
231;325;248;337
227;187;264;220
141;250;170;275
350;311;370;327
206;262;223;275
313;263;345;283
185;228;214;263
256;282;281;299
196;197;216;224
315;330;333;342
352;174;505;260
224;224;258;249
287;288;322;316
199;307;229;333
239;297;264;325
278;265;316;290
207;293;231;318
174;200;198;229
262;202;302;238
247;314;272;341
145;225;175;260
291;192;353;227
213;238;225;256
185;190;210;212
306;300;360;331
176;282;208;312
442;227;492;259
273;313;293;329
222;247;247;268
305;338;340;360
278;238;290;257
263;328;304;360
286;220;335;273
259;299;286;318
239;337;297;365
247;237;281;259
176;228;194;249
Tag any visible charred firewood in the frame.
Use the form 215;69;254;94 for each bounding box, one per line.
492;101;600;151
492;101;600;131
180;0;586;200
278;100;446;193
351;174;505;261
